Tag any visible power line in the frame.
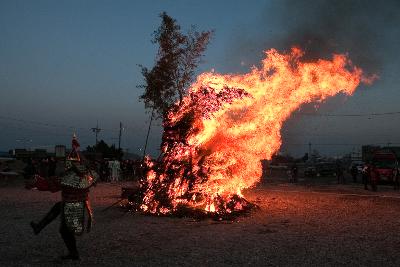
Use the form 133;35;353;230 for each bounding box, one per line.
0;115;120;132
1;123;121;141
3;109;399;137
118;122;123;150
286;142;400;146
0;115;87;130
91;121;102;145
296;111;400;117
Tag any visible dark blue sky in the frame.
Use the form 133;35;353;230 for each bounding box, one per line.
1;0;400;157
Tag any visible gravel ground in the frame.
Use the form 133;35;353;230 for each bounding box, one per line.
1;177;400;267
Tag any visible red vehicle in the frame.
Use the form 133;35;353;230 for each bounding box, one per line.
371;150;397;183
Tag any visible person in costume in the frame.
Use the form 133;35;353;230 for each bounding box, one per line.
28;134;97;260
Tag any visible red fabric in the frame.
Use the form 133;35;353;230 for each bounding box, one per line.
35;176;49;191
34;175;88;201
72;137;80;150
34;176;61;193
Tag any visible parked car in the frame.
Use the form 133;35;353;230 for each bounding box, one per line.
372;151;397;182
304;163;336;177
348;161;364;174
316;162;337;176
304;166;317;177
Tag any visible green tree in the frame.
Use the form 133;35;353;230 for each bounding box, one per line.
139;12;213;119
86;140;122;159
138;12;213;159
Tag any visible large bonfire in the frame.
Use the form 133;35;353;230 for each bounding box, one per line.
131;47;372;218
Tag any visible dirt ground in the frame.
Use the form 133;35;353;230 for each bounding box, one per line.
1;175;400;267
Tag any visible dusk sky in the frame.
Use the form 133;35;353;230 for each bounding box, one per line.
1;0;400;157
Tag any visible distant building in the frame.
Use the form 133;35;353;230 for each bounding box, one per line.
0;151;14;164
13;148;48;160
362;145;400;162
387;146;400;158
55;145;66;158
362;145;380;162
0;151;12;158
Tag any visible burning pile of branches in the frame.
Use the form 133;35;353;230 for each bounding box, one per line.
128;86;255;219
128;47;372;219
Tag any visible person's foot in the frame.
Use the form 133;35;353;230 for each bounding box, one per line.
30;221;40;235
61;253;80;260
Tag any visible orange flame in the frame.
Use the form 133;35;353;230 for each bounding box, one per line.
140;47;370;215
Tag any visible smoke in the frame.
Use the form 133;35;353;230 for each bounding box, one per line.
223;0;399;157
228;0;400;75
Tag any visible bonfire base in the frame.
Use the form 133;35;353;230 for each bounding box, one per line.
172;201;259;221
121;186;258;221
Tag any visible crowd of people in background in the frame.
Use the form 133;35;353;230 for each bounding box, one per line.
342;161;400;192
20;157;400;192
95;159;143;182
283;160;400;192
23;157;144;182
358;162;400;192
23;157;60;179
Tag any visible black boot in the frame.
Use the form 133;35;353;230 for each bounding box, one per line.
60;218;79;260
30;221;41;235
30;202;62;235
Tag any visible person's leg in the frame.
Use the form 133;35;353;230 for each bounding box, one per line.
372;180;377;191
59;217;79;260
363;175;368;190
31;202;62;235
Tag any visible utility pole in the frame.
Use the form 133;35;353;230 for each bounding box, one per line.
91;121;101;145
142;110;154;161
118;122;123;150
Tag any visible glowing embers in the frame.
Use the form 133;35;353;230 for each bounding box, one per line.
131;47;370;218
